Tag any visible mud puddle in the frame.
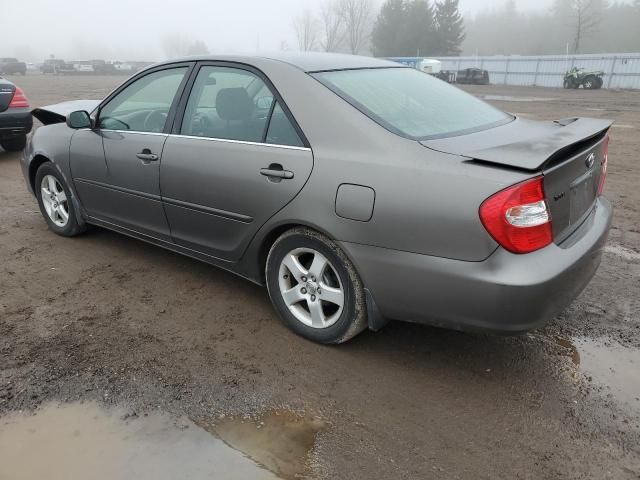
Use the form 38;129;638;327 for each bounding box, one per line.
0;403;323;480
209;411;325;479
554;336;640;411
575;338;640;409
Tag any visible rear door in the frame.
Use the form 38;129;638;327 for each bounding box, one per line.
160;63;313;261
72;65;191;240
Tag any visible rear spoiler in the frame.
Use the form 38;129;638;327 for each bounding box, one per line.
32;99;100;125
422;117;613;172
463;118;613;171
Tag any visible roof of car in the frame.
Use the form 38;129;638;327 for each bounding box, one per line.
259;52;401;72
167;52;402;73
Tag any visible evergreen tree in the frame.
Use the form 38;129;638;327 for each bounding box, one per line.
371;0;407;57
434;0;465;56
372;0;437;57
401;0;436;57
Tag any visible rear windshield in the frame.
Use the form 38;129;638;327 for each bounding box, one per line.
312;68;512;140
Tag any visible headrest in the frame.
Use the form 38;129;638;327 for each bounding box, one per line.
216;88;253;121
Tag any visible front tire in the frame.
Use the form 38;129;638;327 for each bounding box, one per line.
266;227;367;344
35;163;86;237
583;76;598;90
0;135;26;152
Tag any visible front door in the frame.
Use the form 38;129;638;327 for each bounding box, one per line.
71;65;190;240
160;64;313;261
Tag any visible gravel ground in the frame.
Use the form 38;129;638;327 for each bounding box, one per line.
1;75;639;479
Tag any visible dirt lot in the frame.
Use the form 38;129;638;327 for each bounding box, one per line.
1;75;639;479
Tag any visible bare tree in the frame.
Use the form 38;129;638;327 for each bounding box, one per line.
294;10;319;51
337;0;374;54
319;1;345;52
568;0;606;53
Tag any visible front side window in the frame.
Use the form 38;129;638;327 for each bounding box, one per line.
181;66;303;147
313;68;512;140
99;67;188;133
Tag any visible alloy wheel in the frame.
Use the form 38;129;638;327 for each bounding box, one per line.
278;247;345;329
41;175;69;228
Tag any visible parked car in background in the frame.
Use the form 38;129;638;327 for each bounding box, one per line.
41;59;72;74
22;53;611;344
0;77;32;151
456;67;490;85
91;60;117;75
0;58;27;76
71;61;96;74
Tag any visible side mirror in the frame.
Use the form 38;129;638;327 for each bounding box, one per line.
66;110;92;129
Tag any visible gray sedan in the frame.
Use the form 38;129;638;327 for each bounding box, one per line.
22;53;612;344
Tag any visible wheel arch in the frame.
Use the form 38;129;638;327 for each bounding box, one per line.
29;154;52;192
29;154;88;229
252;220;388;335
253;221;340;285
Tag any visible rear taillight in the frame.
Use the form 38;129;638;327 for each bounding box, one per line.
597;135;609;196
8;87;29;108
480;176;553;254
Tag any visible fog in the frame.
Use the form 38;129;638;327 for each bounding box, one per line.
0;0;635;62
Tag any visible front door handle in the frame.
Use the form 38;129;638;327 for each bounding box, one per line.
260;164;294;181
136;149;159;163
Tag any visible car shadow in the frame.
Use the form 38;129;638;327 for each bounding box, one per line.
82;226;564;389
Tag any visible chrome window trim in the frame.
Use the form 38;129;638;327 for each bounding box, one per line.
98;129;169;137
169;133;311;152
79;129;311;151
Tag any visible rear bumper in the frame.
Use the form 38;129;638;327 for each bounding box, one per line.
0;108;32;138
340;197;612;333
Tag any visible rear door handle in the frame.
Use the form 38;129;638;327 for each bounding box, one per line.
260;164;294;180
136;149;159;163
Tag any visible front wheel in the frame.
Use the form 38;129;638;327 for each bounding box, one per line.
35;163;86;237
266;228;368;344
583;76;598;90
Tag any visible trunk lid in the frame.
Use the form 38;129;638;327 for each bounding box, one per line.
543;133;608;243
0;80;16;113
422;116;612;244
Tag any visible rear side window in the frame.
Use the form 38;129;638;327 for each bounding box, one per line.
181;66;273;143
181;66;303;147
266;102;304;147
313;68;512;140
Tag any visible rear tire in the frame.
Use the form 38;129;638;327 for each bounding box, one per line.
35;162;86;237
0;135;26;152
266;227;368;344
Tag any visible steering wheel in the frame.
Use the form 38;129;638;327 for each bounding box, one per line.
100;116;130;131
143;110;168;133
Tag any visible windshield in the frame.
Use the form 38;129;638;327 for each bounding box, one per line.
313;68;512;140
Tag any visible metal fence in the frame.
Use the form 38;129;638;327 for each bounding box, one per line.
436;53;640;89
